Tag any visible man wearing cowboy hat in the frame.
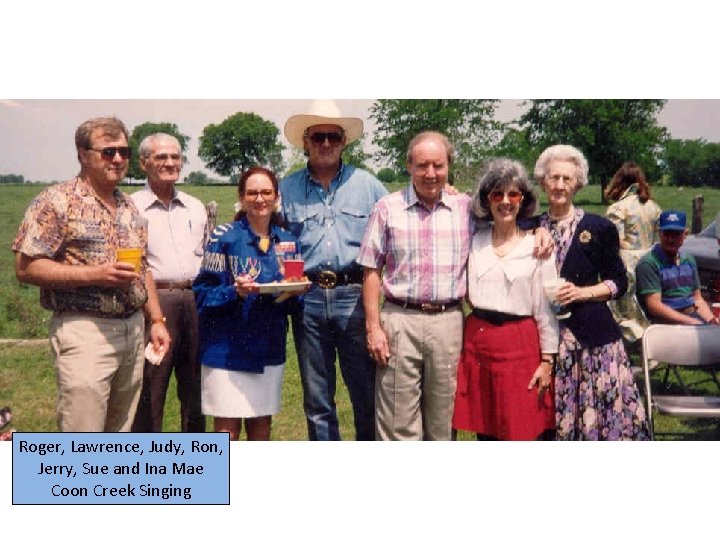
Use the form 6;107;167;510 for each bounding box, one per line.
280;100;388;440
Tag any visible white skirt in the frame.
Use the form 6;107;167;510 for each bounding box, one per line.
201;364;285;418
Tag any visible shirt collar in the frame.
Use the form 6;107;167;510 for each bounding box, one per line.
305;161;345;190
75;176;126;207
137;183;186;210
620;183;640;200
403;183;450;211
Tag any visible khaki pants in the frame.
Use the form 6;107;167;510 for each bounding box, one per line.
49;310;145;432
375;303;463;441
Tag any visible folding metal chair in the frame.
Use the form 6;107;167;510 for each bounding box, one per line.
642;324;720;440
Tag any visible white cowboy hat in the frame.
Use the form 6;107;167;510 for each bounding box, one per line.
284;99;364;148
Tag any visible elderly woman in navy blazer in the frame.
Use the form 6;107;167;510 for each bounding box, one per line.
533;145;649;440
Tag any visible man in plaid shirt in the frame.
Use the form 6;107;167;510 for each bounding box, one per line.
358;131;473;440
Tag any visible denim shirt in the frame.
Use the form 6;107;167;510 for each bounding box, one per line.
280;163;388;274
193;218;300;373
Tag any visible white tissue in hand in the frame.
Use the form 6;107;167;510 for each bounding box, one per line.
144;342;166;365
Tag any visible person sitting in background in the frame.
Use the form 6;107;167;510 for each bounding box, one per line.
636;210;719;325
604;161;662;342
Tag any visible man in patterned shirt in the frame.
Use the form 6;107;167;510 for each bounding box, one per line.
12;117;170;432
358;131;473;440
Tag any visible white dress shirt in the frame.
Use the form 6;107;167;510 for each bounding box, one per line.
130;185;207;282
467;228;559;354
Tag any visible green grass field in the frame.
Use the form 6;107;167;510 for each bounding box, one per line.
2;181;720;439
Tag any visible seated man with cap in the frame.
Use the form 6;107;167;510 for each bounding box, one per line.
636;210;719;325
280;100;388;440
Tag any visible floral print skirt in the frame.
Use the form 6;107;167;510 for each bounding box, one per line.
555;327;649;440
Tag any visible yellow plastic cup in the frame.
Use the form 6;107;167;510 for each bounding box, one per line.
116;247;142;272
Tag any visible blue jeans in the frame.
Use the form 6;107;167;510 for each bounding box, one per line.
291;283;375;440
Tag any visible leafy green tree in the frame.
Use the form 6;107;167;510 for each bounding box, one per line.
376;167;397;183
369;99;501;185
664;139;720;187
518;100;669;200
127;122;190;179
198;112;283;177
184;171;210;185
487;127;539;173
342;137;372;171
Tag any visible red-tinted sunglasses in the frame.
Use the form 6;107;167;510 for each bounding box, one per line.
88;146;131;161
489;190;523;204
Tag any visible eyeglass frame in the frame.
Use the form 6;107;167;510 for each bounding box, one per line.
304;130;345;145
86;146;132;161
488;190;524;204
243;189;276;200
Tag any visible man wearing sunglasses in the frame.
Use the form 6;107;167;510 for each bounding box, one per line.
280;100;388;440
12;117;170;432
130;133;207;434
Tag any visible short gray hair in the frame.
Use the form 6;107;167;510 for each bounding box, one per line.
472;158;537;221
533;144;589;188
139;133;181;158
406;131;454;165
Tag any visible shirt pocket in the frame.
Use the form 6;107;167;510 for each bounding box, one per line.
336;205;369;247
285;206;322;247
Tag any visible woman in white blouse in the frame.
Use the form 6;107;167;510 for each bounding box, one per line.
452;158;559;440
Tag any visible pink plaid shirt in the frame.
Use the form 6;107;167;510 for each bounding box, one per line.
357;186;474;304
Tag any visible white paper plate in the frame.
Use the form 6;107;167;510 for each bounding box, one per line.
255;281;310;294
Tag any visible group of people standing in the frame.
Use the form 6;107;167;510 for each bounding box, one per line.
14;100;669;441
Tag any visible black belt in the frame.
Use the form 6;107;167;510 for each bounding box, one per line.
306;269;363;289
472;308;530;325
155;280;193;290
385;297;462;314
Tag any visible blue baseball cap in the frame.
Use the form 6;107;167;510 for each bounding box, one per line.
658;210;687;231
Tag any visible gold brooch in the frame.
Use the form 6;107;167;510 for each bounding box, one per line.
579;230;592;243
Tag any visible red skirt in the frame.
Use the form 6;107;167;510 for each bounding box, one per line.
452;314;554;440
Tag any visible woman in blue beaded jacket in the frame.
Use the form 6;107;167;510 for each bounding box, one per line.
193;167;308;441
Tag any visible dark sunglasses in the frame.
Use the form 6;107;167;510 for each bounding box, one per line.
306;132;344;145
88;146;131;161
489;190;523;204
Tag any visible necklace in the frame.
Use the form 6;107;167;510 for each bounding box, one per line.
548;206;575;221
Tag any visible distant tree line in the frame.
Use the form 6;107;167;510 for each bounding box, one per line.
0;173;25;183
11;101;720;194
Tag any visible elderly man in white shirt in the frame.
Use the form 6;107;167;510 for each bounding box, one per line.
130;133;207;433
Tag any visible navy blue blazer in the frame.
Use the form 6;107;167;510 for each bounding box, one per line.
545;213;628;349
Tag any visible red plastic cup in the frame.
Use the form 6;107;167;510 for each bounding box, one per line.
284;259;305;279
712;303;720;319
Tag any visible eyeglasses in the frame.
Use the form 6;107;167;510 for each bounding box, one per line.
244;189;275;200
545;174;575;184
151;153;182;163
306;132;344;145
489;190;523;204
87;146;131;161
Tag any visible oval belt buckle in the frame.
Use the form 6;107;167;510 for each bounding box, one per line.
318;270;337;289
